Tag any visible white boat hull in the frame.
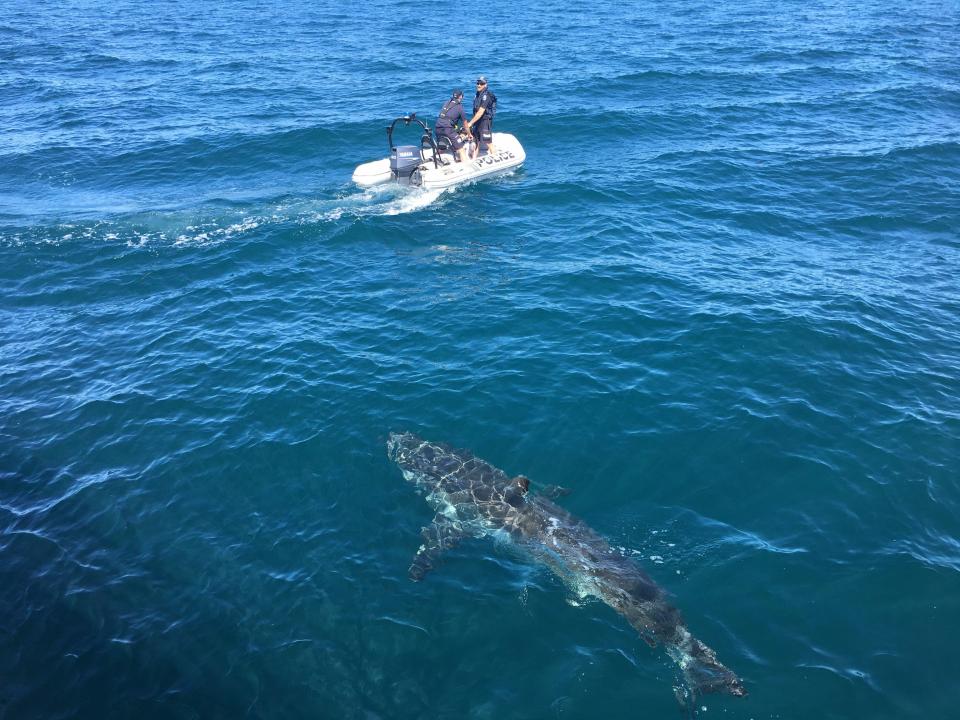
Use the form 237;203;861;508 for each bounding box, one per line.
352;132;525;190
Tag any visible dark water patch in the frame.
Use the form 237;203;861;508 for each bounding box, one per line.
751;47;861;64
77;52;127;68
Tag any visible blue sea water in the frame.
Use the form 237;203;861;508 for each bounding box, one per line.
2;0;959;717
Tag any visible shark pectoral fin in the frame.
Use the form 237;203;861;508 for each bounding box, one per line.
540;484;572;499
408;515;465;582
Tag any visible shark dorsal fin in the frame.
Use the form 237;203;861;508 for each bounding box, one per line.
503;475;530;508
510;475;530;494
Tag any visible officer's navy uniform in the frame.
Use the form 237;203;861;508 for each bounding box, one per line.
472;86;497;153
435;98;468;155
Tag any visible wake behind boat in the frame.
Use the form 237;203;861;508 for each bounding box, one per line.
352;113;525;190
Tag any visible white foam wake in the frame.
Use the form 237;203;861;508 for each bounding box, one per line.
21;183;453;249
317;185;450;221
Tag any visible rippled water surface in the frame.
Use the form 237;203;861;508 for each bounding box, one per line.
2;1;959;718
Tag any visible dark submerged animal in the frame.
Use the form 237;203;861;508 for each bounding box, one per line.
387;432;747;700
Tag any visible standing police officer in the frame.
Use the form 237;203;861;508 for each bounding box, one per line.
468;75;497;158
435;89;471;163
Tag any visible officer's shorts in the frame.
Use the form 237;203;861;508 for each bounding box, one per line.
436;127;465;151
472;119;493;150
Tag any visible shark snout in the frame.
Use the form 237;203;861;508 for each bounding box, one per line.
386;431;424;465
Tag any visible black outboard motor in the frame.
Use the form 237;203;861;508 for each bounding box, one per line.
390;145;421;184
385;114;440;186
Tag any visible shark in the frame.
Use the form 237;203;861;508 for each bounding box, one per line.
386;431;747;701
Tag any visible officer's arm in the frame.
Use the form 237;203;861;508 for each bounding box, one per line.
469;106;486;125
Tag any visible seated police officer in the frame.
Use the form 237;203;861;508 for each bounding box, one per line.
435;89;471;163
468;75;497;158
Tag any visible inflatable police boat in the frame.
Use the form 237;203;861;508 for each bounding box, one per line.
352;113;525;190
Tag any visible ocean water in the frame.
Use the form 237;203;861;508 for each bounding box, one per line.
2;1;959;718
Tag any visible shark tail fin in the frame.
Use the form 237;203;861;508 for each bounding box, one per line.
674;634;747;700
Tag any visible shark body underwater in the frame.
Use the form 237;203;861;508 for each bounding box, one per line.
387;432;747;701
